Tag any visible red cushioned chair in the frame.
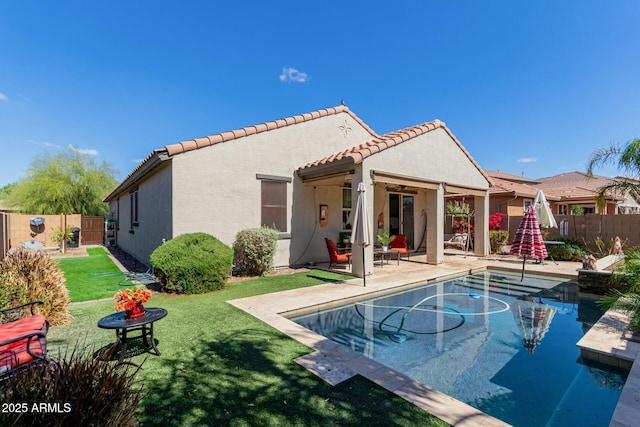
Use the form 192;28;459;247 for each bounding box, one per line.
325;238;352;269
390;235;410;261
0;301;49;375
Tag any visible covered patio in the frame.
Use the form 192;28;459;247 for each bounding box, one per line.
296;120;492;278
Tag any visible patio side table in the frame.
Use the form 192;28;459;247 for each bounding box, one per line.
98;307;167;363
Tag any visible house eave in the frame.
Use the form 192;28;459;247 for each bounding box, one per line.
103;150;170;202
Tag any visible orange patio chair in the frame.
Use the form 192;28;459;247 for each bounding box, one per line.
390;234;410;261
325;238;352;268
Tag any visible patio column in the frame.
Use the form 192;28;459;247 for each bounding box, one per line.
474;193;489;257
426;183;444;265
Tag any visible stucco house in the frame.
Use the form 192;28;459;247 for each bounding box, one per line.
104;105;491;277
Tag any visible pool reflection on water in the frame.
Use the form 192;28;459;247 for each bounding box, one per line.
289;271;628;427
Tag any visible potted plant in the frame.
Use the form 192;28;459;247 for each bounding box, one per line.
377;229;395;252
114;286;152;319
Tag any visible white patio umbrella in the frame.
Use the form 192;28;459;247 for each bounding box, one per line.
534;189;557;229
350;182;371;287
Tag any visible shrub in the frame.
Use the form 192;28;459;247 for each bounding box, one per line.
0;249;71;326
488;212;505;231
233;227;279;276
0;344;144;426
489;230;509;254
150;232;233;294
546;237;589;261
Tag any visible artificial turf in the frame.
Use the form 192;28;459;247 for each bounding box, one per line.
47;260;449;426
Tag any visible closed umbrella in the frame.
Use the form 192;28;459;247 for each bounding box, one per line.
350;182;371;287
534;189;557;229
510;206;548;280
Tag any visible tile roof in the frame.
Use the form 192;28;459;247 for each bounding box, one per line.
484;170;540;185
164;105;377;157
536;171;612;189
297;120;491;184
488;176;546;199
104;105;377;201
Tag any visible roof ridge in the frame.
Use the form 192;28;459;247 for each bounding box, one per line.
163;104;378;157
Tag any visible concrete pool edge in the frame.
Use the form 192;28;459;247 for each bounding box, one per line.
228;262;630;426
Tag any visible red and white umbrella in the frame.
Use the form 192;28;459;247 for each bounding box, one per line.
510;206;548;280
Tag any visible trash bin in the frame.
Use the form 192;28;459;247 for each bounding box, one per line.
68;227;81;248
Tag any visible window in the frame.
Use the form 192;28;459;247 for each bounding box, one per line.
130;189;138;229
342;186;352;230
558;204;568;215
261;180;287;232
523;199;532;212
582;205;595;214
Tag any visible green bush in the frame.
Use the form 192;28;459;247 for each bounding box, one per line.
0;249;71;326
150;233;233;294
546;237;589;261
233;227;279;276
489;230;509;254
0;344;144;426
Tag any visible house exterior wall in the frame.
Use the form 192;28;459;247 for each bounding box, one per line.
170;112;373;267
365;128;488;189
110;162;173;265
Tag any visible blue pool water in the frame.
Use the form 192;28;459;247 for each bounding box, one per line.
290;271;628;426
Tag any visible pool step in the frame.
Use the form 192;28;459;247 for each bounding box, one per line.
469;274;547;293
451;277;539;297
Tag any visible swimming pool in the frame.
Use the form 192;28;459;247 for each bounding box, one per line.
289;271;628;426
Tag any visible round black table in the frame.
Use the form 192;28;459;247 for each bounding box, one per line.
98;307;167;362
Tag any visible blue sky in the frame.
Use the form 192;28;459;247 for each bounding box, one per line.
1;1;639;188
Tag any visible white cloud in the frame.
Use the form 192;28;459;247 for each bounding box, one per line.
0;92;8;101
68;144;98;156
44;142;62;148
517;157;537;163
279;67;309;83
132;158;144;164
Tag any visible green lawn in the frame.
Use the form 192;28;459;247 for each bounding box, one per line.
50;256;448;426
56;247;133;302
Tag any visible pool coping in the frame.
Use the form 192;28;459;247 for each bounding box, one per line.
229;262;632;426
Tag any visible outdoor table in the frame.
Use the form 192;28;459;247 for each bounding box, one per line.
98;307;167;363
373;249;399;267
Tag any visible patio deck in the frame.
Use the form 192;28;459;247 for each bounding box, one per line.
230;250;638;427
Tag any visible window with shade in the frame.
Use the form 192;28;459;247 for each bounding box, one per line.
261;180;287;232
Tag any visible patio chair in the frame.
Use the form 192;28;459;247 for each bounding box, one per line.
325;238;352;268
390;234;410;261
0;301;49;375
444;233;468;250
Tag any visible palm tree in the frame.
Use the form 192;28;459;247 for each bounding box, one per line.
598;249;640;331
588;138;640;331
586;138;640;211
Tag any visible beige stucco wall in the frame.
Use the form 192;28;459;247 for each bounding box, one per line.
109;163;173;265
364;128;488;188
170;112;374;267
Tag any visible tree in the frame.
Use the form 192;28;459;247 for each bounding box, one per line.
0;183;16;199
586;138;640;211
6;148;118;215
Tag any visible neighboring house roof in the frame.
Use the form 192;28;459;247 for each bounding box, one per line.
297;120;492;184
104;105;377;202
488;176;550;199
485;170;540;185
536;171;611;189
536;171;624;202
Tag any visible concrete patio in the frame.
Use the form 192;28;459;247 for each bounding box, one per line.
230;250;639;427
